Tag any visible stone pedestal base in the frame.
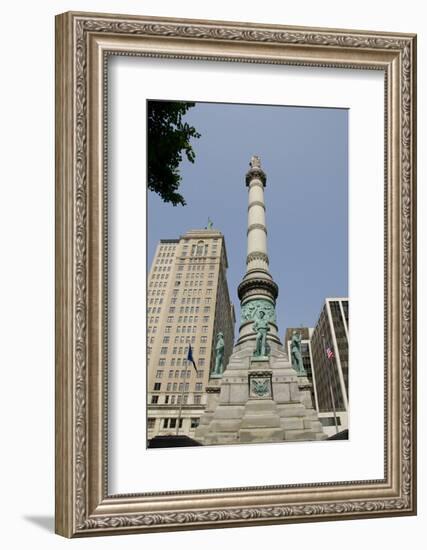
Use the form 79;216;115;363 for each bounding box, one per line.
194;379;221;441
196;341;327;445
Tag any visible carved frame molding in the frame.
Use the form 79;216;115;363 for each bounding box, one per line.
55;11;416;537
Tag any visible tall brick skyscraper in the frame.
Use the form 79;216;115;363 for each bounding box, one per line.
147;228;235;442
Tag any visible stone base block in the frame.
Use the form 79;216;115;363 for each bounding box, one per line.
211;405;245;420
239;427;284;443
280;417;304;431
208;419;242;433
204;434;240;445
243;399;278;413
284;429;327;441
240;414;281;429
303;419;324;431
277;403;308;418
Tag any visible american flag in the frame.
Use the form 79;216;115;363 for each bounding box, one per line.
326;346;334;360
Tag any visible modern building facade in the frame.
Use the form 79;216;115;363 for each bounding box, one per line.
310;297;349;436
147;228;235;442
284;298;349;437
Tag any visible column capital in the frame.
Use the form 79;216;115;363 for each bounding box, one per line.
245;155;267;187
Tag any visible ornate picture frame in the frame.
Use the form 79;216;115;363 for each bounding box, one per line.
55;11;417;537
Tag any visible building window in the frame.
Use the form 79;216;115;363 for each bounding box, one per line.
160;347;168;354
191;418;200;428
164;395;170;404
153;383;161;391
163;418;169;428
158;359;165;367
166;383;171;391
147;418;156;429
195;383;203;392
156;369;163;378
200;336;207;343
199;358;205;366
199;347;206;355
151;395;159;404
194;395;202;404
202;325;208;333
197;370;204;378
168;370;174;378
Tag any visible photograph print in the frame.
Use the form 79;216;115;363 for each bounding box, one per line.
146;99;349;449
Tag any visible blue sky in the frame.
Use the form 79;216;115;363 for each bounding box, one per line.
148;101;348;339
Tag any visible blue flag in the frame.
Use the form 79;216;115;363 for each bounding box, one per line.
187;344;197;373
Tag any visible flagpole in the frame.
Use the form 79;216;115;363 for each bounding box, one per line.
322;334;339;435
176;344;197;436
176;364;188;436
329;381;339;435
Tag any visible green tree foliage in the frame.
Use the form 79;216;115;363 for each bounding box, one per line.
148;101;201;206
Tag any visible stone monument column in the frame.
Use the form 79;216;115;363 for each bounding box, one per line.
194;156;327;446
237;156;281;347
